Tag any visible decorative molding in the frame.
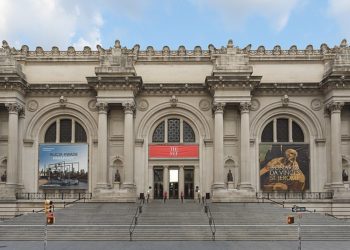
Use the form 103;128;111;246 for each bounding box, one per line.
122;101;135;113
5;103;23;114
26;100;39;112
281;94;289;107
212;102;225;113
59;95;67;107
199;99;211;111
250;99;260;111
327;102;344;113
137;99;149;111
239;102;251;113
88;99;97;111
97;102;108;113
311;99;322;111
170;95;178;107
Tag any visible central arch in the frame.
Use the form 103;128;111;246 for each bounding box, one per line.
136;101;212;200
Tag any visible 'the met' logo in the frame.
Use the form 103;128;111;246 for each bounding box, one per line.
170;146;178;157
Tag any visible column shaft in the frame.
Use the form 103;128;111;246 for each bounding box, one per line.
329;102;344;189
97;102;108;188
6;103;20;185
163;166;169;196
122;102;135;189
213;102;225;189
238;102;253;190
178;165;184;198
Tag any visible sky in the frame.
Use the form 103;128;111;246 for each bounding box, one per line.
0;0;349;51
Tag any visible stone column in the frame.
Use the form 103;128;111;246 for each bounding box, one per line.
122;102;135;190
18;109;25;187
328;102;344;190
163;166;169;197
324;108;332;189
96;102;108;189
178;165;184;198
5;103;21;186
238;102;253;191
212;102;225;189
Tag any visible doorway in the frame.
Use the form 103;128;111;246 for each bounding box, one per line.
169;168;179;199
184;168;194;199
153;168;163;199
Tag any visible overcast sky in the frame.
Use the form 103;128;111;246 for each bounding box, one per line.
0;0;349;50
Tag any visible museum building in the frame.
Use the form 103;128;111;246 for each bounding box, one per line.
0;39;350;202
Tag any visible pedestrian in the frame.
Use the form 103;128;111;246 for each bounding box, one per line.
163;191;167;203
147;189;150;203
180;191;184;203
197;189;201;204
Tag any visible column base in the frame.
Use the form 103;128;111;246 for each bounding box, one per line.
212;182;225;190
331;182;345;192
121;183;136;191
238;182;255;191
95;183;109;190
211;188;256;202
0;183;17;200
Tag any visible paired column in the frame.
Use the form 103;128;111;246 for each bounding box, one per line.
163;166;169;196
178;165;184;198
122;102;135;189
5;103;22;186
96;102;108;188
328;102;344;190
18;109;25;187
213;102;225;189
238;102;253;190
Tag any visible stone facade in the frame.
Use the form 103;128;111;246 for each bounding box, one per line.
1;39;350;201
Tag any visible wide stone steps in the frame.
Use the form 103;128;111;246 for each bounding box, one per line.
0;201;350;241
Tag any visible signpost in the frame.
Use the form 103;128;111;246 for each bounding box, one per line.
291;205;307;250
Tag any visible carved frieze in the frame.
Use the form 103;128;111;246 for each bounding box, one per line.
311;99;322;111
250;99;260;111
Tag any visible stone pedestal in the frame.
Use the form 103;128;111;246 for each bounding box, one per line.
113;182;120;190
227;181;235;190
212;188;256;202
0;183;16;200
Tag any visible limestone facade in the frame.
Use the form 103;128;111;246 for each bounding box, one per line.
0;39;350;201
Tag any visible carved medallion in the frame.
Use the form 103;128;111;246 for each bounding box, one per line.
199;99;210;111
311;99;322;111
27;100;39;112
250;99;260;111
137;99;149;111
88;99;97;111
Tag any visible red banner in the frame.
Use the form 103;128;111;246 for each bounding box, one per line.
149;144;199;158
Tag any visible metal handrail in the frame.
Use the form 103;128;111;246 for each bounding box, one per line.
203;201;216;241
16;192;93;200
129;200;144;241
256;191;333;200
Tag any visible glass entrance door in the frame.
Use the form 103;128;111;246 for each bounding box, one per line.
184;168;194;199
153;168;163;199
169;168;179;199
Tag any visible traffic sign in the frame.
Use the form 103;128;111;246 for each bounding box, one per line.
292;206;306;212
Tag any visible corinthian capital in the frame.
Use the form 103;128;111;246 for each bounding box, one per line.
122;101;135;113
212;102;225;113
5;102;23;114
327;102;344;113
239;102;251;113
97;102;108;113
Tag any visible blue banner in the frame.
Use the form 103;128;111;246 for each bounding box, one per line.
39;144;88;190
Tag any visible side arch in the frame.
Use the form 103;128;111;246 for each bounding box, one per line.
25;102;98;141
250;101;324;140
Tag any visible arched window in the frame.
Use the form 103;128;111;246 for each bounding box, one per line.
44;119;87;143
261;118;304;143
152;118;196;143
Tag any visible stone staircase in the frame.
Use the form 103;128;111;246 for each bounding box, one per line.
0;200;349;241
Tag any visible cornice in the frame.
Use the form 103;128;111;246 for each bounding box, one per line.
253;82;322;96
3;39;347;63
27;83;95;97
142;83;208;95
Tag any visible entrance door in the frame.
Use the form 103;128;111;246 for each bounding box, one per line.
153;168;163;199
169;168;179;199
184;168;194;199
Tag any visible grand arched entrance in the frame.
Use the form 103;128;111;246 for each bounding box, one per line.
149;117;199;200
